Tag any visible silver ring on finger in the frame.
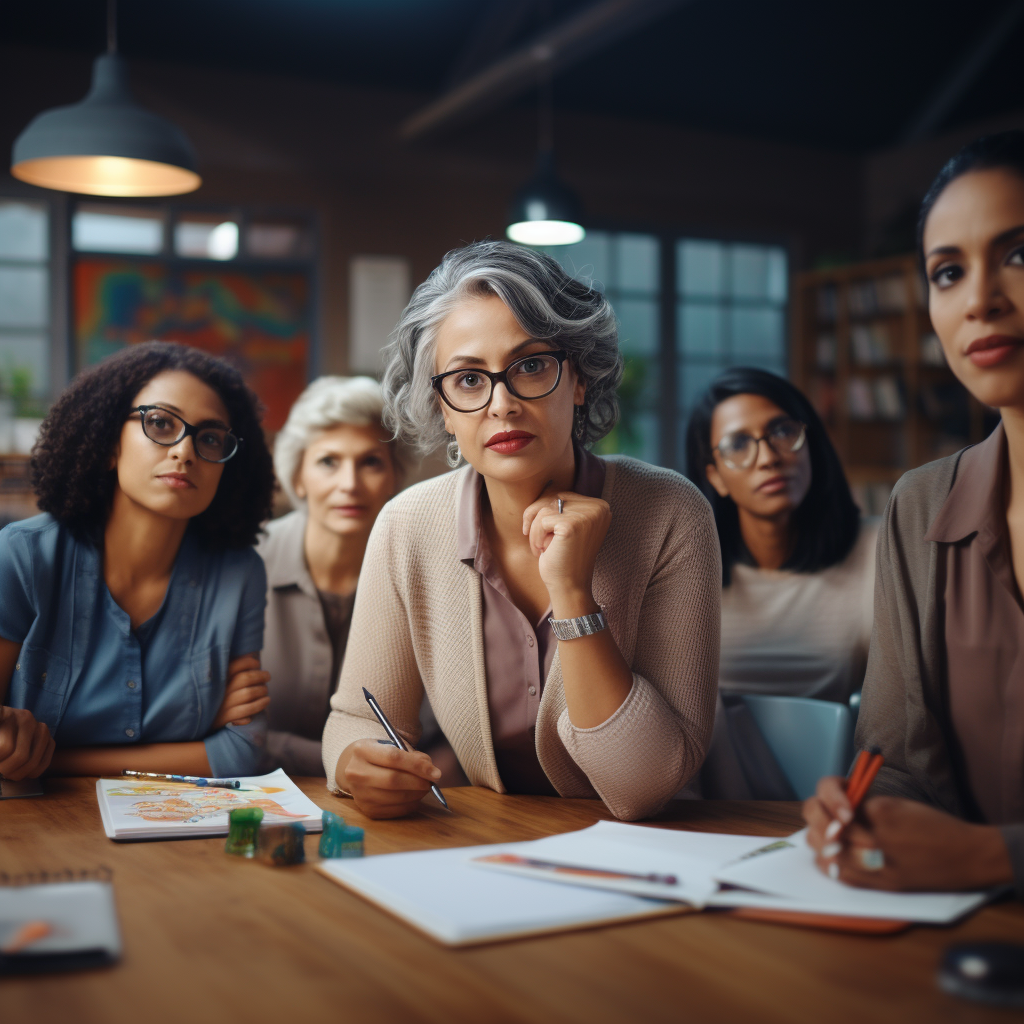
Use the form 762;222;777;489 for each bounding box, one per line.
557;498;564;514
858;848;885;871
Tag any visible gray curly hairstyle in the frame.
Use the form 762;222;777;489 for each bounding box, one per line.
381;240;623;456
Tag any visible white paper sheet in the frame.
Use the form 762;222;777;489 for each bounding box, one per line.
712;828;991;923
316;839;684;946
472;821;771;903
96;769;324;840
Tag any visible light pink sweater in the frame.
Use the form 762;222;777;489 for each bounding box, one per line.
321;455;721;820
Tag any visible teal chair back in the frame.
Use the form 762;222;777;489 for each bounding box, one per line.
740;695;854;801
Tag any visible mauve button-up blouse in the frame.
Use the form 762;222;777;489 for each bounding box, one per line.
924;422;1024;825
456;442;606;795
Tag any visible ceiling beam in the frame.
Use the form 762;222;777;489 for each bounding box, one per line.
399;0;689;142
902;0;1024;145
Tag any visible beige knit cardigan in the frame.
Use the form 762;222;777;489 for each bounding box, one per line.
321;455;721;820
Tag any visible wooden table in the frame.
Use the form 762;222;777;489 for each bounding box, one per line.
2;779;1022;1023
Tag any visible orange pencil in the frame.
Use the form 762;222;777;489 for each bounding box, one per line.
844;748;871;800
846;749;884;809
824;746;883;843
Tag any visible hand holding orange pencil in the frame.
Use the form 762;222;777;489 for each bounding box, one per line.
819;746;885;875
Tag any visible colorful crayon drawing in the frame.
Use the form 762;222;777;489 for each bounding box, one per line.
73;258;311;431
106;781;303;824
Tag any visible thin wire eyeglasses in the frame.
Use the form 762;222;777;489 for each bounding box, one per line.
131;405;241;463
431;350;569;413
714;418;807;471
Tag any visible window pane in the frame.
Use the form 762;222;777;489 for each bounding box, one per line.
679;301;724;357
615;234;659;294
0;268;47;328
678;360;724;425
0;333;49;398
678;240;724;297
730;245;772;300
73;207;164;254
766;246;788;302
545;231;611;291
245;222;309;260
0;202;48;261
615;298;658;357
175;220;239;260
730;306;784;359
633;411;659;464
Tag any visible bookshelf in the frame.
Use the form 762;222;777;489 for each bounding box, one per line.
791;254;990;516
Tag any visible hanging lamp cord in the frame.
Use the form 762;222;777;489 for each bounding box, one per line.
107;0;118;54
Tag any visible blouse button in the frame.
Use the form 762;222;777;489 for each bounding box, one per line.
40;672;46;681
15;663;20;671
127;680;136;689
125;728;135;738
527;636;535;648
528;685;537;696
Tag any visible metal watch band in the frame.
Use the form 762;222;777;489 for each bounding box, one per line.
549;610;607;641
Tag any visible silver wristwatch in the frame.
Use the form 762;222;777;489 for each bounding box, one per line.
549;610;607;641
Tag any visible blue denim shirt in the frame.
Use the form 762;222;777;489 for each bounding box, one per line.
0;514;267;776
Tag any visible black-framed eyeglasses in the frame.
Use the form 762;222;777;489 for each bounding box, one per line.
715;417;807;471
430;350;569;413
132;405;242;464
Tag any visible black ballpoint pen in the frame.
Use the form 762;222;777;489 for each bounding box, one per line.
362;687;450;810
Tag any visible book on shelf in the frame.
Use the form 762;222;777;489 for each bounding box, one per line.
847;275;908;317
815;331;837;369
850;323;894;365
848;375;904;420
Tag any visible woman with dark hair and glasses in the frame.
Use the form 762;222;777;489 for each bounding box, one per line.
321;240;720;821
685;367;874;797
0;341;275;781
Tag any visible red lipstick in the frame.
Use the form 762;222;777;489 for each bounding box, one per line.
485;430;535;454
965;334;1024;368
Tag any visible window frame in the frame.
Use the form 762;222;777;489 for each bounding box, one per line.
542;222;792;471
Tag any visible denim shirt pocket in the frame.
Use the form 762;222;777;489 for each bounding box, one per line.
189;646;229;739
10;645;71;733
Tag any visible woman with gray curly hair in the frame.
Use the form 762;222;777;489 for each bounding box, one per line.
322;240;721;820
258;376;406;776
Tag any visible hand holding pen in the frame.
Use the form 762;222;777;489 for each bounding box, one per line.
332;689;448;819
803;748;886;879
803;747;1015;892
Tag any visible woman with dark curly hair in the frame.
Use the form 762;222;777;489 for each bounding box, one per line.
321;240;720;821
0;341;275;781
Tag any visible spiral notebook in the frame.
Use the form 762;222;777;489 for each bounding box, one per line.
0;871;121;974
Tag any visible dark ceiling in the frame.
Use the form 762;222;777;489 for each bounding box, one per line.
5;0;1023;152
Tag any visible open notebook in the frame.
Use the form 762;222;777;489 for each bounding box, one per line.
96;769;324;840
318;822;993;945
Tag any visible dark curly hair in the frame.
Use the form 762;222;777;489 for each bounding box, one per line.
31;342;275;548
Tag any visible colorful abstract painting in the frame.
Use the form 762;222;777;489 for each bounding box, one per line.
74;258;311;430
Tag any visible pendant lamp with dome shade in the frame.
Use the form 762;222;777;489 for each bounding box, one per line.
506;67;585;247
11;0;201;197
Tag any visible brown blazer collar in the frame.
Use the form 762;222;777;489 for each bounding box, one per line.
924;422;1006;544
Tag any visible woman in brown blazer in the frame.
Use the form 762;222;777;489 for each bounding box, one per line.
805;132;1024;897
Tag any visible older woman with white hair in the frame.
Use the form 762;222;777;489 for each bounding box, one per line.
258;376;405;776
322;240;721;820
